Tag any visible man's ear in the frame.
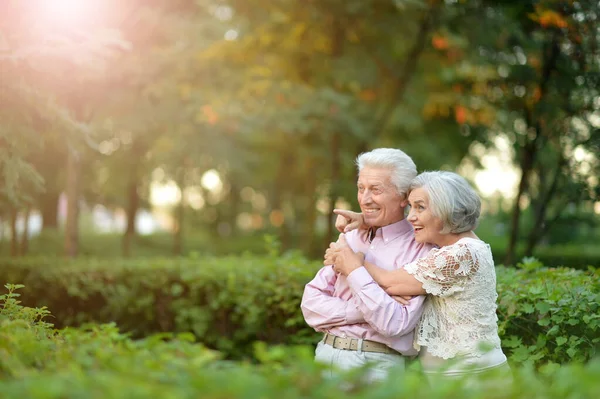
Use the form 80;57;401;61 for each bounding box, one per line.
400;197;409;208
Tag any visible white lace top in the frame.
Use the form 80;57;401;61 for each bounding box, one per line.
404;237;503;360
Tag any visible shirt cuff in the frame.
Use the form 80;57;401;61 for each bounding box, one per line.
346;266;375;292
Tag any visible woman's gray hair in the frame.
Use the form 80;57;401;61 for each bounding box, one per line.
410;171;481;234
356;148;417;198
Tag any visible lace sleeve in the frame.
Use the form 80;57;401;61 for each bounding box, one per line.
404;243;479;297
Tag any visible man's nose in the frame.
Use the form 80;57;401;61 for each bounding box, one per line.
360;190;372;204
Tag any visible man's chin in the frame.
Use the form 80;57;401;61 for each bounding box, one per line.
363;216;379;227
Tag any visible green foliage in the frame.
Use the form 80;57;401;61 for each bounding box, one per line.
1;283;220;382
0;253;320;359
2;284;600;398
497;260;600;366
0;255;597;366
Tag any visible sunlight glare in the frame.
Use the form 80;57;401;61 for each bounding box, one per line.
201;170;223;193
37;0;94;25
463;135;520;199
150;181;181;207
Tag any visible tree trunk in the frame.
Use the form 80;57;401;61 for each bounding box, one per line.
505;141;536;266
228;180;240;237
505;35;560;265
272;151;293;252
20;207;30;256
304;157;320;257
369;2;440;139
173;170;185;256
10;209;18;257
524;156;565;256
40;191;60;230
322;16;345;248
173;201;184;256
64;149;80;258
324;131;342;249
123;166;140;258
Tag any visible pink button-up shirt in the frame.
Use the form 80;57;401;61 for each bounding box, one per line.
301;219;434;355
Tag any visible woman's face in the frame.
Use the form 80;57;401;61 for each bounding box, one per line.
407;187;445;246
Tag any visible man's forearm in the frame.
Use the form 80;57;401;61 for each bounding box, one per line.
300;266;365;330
301;293;365;330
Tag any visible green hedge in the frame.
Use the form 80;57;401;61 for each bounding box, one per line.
2;284;600;399
0;253;318;359
0;254;598;365
491;248;600;270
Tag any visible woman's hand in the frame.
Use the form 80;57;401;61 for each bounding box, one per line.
333;209;366;233
391;295;414;306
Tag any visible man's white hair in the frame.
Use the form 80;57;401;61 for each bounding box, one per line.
356;148;417;198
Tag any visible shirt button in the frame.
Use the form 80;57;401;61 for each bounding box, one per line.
370;246;374;250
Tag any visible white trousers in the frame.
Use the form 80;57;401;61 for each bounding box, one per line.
314;340;406;382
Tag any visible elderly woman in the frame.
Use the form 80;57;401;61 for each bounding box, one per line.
325;171;510;381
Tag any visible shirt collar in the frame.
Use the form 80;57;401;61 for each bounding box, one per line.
369;219;413;243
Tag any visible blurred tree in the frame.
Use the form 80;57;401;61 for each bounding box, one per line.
194;0;478;256
453;0;600;263
0;0;128;256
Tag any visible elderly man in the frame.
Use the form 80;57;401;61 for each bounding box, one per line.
300;148;433;381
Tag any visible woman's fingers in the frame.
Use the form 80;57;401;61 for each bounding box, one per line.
391;295;411;305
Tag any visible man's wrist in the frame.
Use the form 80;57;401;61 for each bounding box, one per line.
345;261;363;276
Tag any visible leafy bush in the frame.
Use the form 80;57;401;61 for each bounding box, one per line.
496;258;600;366
491;246;600;270
0;252;319;360
0;254;598;365
1;283;219;381
2;284;600;398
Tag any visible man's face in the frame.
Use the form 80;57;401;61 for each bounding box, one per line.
357;166;407;228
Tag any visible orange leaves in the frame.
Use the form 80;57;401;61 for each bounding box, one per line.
200;105;218;125
431;33;463;62
452;105;495;126
454;105;467;124
358;89;377;102
423;100;495;127
529;7;569;29
432;34;449;50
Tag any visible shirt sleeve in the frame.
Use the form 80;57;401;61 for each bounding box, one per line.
404;243;478;298
300;265;365;332
346;267;426;337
